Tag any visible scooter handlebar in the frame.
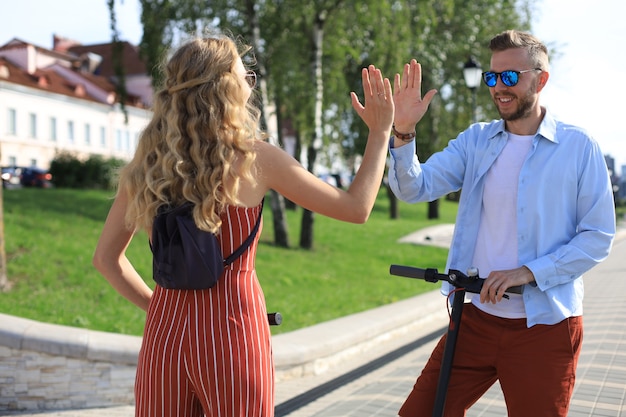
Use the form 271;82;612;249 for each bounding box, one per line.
268;312;282;326
389;265;523;296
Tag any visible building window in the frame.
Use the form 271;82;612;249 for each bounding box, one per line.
100;126;106;148
50;117;57;141
29;113;37;138
68;121;75;144
7;108;16;135
85;123;91;146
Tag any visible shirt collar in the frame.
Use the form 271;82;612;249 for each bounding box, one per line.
486;119;506;140
486;107;558;143
536;108;558;143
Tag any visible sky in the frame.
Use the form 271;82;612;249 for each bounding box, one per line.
1;0;624;171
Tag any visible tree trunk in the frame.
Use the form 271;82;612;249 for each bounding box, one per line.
428;200;439;219
386;183;398;219
425;70;442;220
269;190;290;247
300;209;315;249
276;96;297;211
299;10;325;250
246;0;290;247
299;145;317;249
264;104;290;247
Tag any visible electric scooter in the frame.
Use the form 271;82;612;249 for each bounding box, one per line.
389;265;522;417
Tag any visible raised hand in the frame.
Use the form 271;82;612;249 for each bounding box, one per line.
393;59;438;134
351;65;394;135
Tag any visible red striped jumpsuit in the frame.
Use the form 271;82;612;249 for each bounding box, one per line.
135;203;273;417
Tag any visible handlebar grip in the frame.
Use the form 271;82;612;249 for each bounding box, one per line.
389;264;428;279
390;264;526;296
506;285;523;294
268;312;282;326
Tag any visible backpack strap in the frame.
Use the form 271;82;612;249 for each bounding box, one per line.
223;198;264;266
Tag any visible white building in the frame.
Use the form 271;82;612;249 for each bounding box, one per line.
0;36;153;169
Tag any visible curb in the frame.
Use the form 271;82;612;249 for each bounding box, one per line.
272;289;446;380
0;288;446;378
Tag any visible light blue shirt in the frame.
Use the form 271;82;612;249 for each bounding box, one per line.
388;109;616;327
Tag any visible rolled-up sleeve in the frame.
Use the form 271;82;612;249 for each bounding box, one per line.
388;140;424;203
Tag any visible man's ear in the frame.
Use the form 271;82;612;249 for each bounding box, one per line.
537;71;549;92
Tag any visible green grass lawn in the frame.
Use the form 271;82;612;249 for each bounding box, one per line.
0;187;455;336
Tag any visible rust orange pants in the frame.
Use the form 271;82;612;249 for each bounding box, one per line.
134;283;274;417
399;303;582;417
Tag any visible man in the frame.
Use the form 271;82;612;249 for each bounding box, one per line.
388;30;615;417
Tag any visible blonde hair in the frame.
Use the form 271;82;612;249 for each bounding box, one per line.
488;30;550;72
119;34;261;234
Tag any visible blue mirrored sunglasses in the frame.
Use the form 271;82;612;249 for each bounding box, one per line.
482;68;541;87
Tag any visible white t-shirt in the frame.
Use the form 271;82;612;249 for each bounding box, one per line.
469;133;533;318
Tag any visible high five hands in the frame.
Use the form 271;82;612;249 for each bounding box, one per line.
393;59;438;136
351;65;394;134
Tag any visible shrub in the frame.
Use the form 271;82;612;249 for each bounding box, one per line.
49;153;126;190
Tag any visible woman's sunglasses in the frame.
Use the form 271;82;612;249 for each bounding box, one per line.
245;70;257;88
482;68;541;87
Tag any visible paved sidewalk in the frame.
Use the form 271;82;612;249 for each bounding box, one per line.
4;223;625;417
275;231;626;417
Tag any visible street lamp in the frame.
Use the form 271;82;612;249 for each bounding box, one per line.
463;56;482;123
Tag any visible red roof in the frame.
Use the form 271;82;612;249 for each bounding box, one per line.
0;36;150;108
0;57;102;103
67;41;148;77
0;56;144;107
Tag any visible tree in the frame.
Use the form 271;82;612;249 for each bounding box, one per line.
336;1;425;219
131;0;295;247
297;2;344;249
398;0;536;219
265;0;404;248
138;0;175;88
111;0;540;244
107;0;131;122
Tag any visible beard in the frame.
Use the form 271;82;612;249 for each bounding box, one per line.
494;80;538;121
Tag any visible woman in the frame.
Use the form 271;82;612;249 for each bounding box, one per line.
93;33;393;417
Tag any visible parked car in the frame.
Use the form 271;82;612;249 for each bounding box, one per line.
1;166;23;189
20;167;53;188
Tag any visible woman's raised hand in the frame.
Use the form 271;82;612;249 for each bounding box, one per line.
351;65;394;136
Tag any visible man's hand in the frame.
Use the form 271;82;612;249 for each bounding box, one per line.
393;59;438;134
480;266;535;304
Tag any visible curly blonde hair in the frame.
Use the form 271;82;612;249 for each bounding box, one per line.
119;34;261;234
